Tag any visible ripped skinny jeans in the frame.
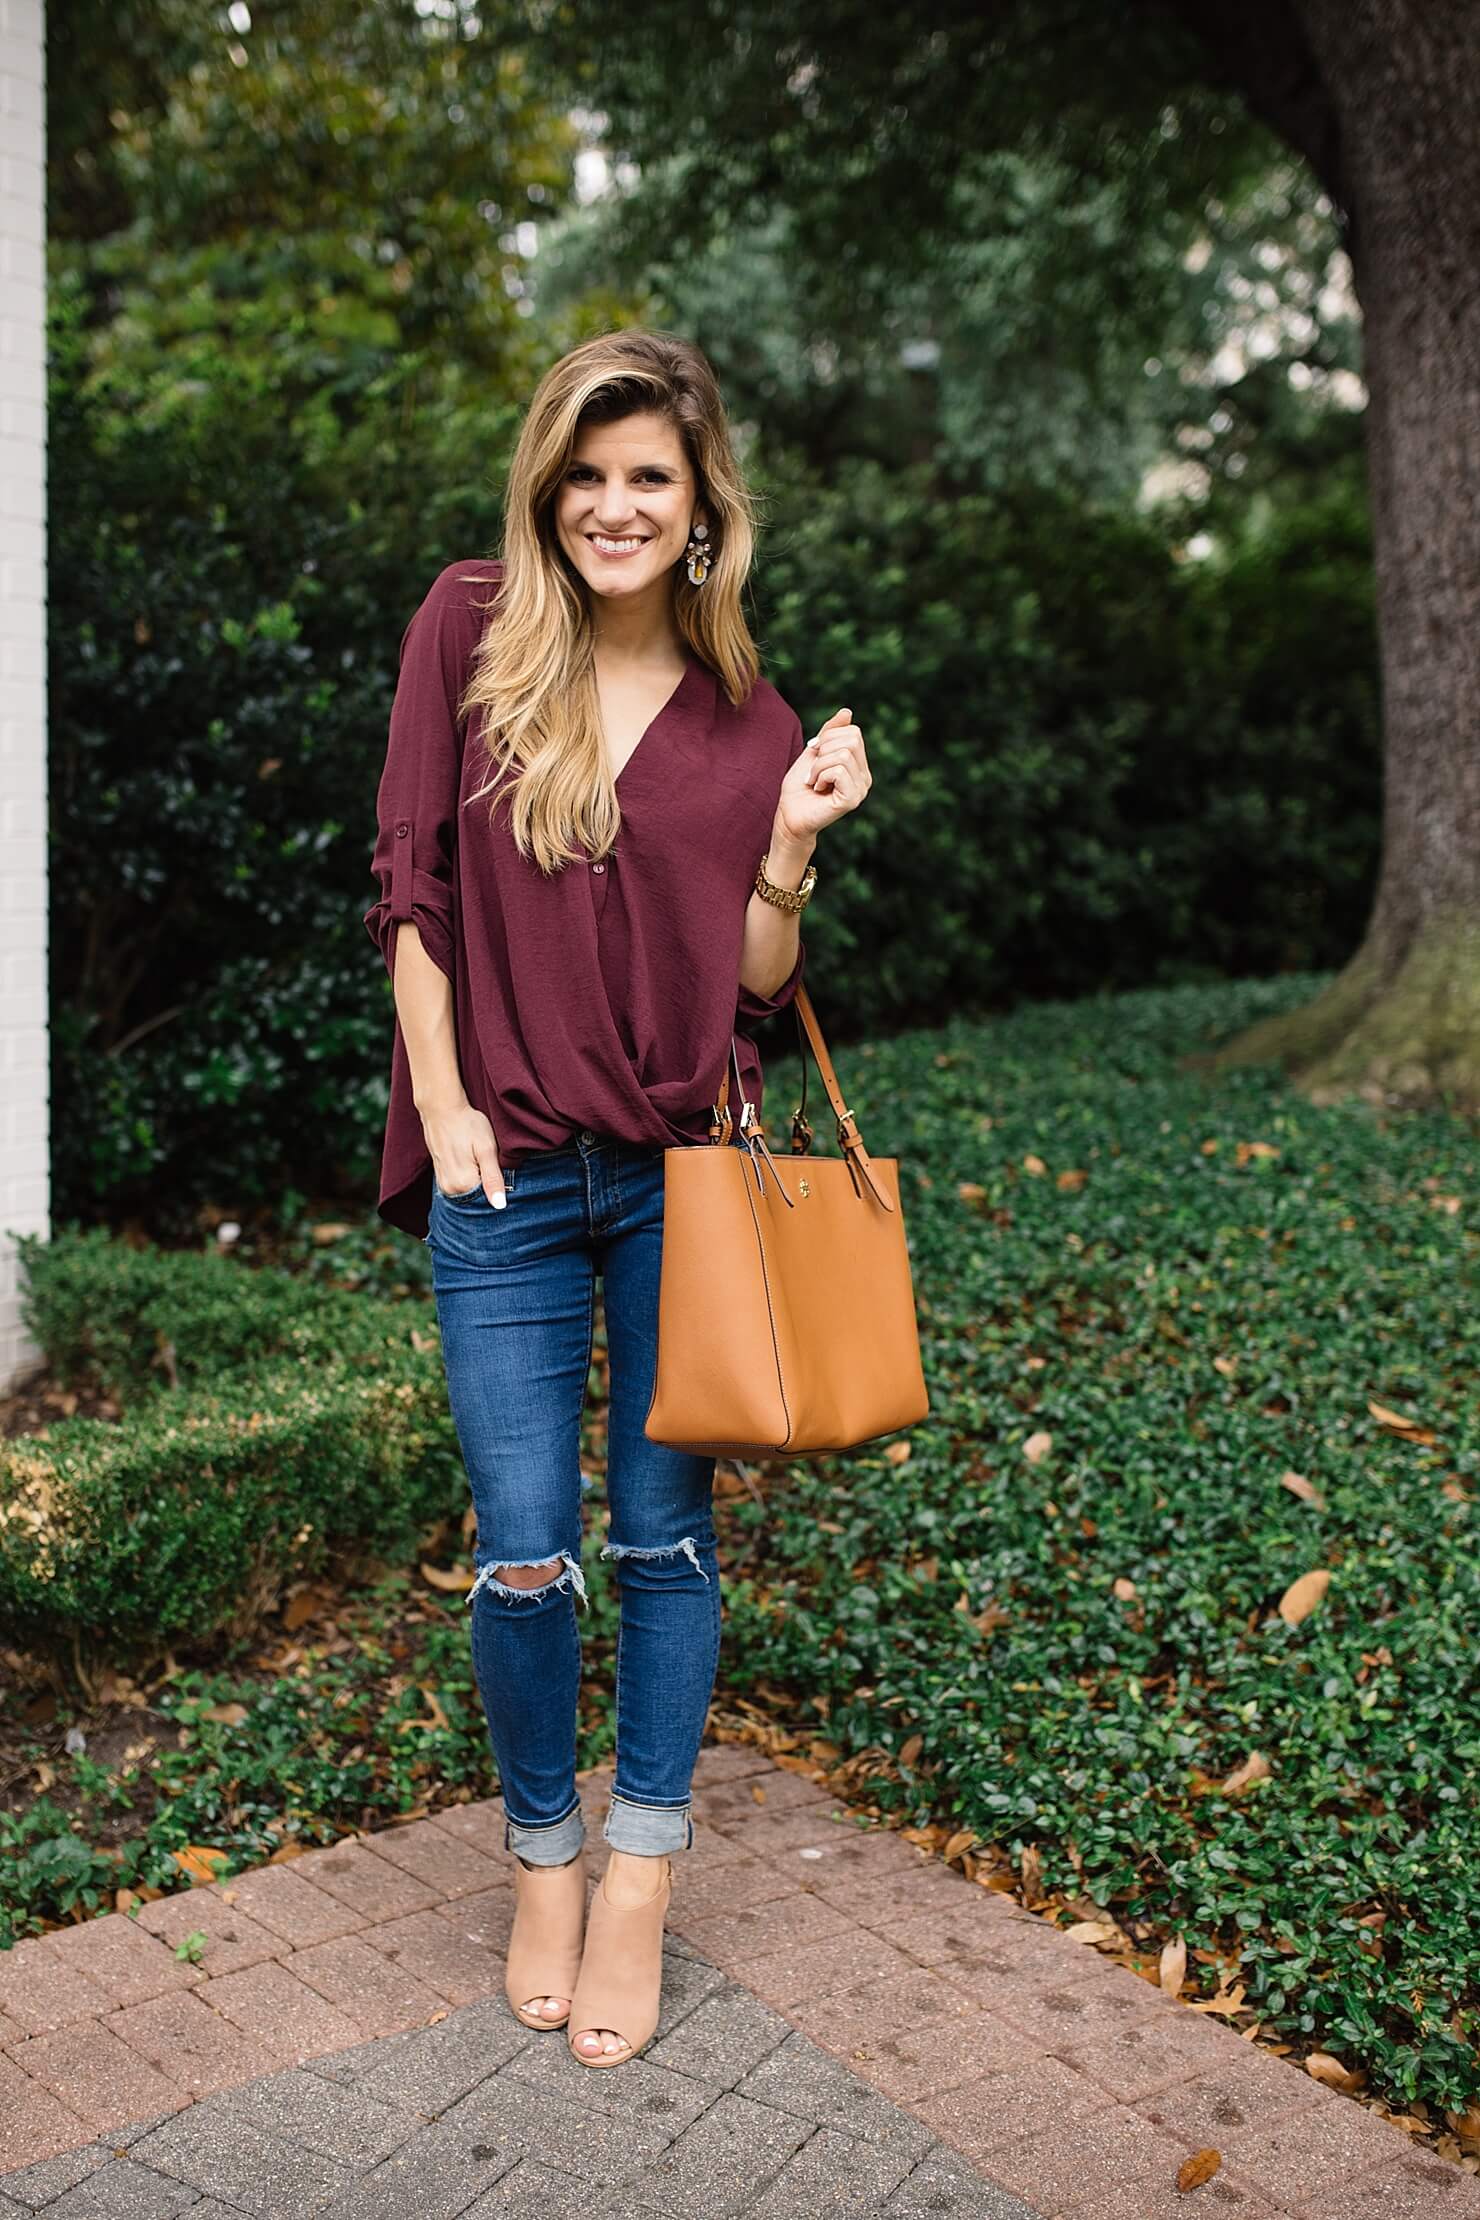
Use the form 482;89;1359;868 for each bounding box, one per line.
426;1129;721;1863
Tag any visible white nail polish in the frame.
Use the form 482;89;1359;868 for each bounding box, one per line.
493;1192;507;1210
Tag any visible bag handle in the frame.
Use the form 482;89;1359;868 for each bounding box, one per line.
710;984;895;1213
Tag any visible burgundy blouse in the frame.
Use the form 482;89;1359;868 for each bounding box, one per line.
364;558;809;1238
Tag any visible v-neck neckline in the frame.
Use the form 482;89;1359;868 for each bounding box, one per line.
610;650;701;791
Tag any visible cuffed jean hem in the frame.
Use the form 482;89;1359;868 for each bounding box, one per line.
603;1791;694;1856
504;1798;586;1866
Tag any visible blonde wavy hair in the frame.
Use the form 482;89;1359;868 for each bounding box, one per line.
459;328;765;876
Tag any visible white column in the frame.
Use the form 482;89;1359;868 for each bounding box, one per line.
0;0;47;1393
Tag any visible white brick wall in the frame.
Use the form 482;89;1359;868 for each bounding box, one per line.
0;0;46;1393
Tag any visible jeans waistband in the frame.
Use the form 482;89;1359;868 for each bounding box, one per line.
555;1129;659;1159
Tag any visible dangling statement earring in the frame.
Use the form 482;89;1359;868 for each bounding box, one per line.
685;521;713;586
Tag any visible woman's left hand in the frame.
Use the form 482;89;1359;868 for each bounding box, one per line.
773;708;873;846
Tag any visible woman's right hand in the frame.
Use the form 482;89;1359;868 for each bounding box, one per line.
421;1100;509;1208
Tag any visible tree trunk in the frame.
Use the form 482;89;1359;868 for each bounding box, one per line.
1177;0;1480;1109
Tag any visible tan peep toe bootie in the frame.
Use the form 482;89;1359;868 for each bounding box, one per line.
567;1854;673;2068
504;1852;589;2032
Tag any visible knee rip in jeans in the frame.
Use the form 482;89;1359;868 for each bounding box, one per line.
600;1535;711;1584
465;1551;589;1610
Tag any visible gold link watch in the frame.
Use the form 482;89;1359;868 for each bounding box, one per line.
754;848;818;914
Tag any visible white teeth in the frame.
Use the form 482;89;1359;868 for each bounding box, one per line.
591;535;646;552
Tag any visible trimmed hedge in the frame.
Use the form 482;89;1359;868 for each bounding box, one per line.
14;1225;390;1408
3;1235;462;1668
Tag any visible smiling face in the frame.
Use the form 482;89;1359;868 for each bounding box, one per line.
553;410;708;610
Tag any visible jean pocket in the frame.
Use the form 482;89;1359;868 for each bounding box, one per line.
435;1167;517;1205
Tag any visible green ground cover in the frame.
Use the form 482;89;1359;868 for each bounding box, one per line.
723;975;1480;2121
3;972;1477;2119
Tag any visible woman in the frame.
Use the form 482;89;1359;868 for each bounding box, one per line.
364;328;870;2069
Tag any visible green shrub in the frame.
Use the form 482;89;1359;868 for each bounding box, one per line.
2;1235;462;1670
48;279;1378;1236
14;1224;406;1408
755;454;1378;1020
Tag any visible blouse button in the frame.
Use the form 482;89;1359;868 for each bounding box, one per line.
591;861;605;873
395;823;410;836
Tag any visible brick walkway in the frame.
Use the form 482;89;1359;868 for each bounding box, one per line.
2;1744;1475;2219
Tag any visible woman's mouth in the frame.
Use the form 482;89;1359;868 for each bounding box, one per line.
588;534;650;559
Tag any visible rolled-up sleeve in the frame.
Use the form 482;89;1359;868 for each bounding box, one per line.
736;709;809;1024
363;565;481;985
736;936;807;1023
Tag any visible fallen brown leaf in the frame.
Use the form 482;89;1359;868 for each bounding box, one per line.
1220;1751;1273;1796
420;1561;476;1593
395;1690;450;1735
1159;1936;1188;1997
1306;2051;1363;2095
1278;1568;1331;1625
1065;1919;1119;1946
1187;1984;1247;2017
1023;1430;1053;1465
1366;1399;1440;1445
281;1590;322;1633
1445;2103;1480;2153
173;1845;230;1886
1177;2148;1222;2190
1279;1470;1327;1509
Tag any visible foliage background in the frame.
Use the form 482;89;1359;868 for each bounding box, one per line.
45;0;1373;1233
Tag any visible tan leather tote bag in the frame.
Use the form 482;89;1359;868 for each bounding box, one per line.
644;984;931;1457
